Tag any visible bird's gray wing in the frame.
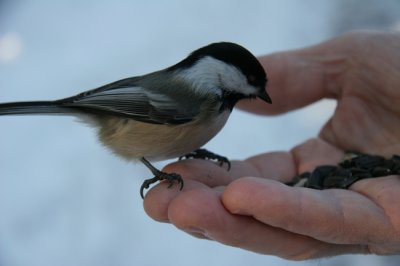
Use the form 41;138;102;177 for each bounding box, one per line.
61;85;200;125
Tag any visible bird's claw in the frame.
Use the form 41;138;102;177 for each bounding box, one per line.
179;148;231;170
140;171;184;199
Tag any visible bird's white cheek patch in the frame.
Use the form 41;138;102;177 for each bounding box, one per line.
176;56;256;97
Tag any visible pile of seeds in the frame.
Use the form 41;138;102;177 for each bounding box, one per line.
287;152;400;189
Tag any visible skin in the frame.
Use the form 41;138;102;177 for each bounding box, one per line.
143;31;400;260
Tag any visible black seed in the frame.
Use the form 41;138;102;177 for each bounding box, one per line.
349;167;373;179
286;172;310;186
305;165;338;189
352;154;385;169
372;167;392;177
334;168;352;178
288;152;400;190
323;175;360;189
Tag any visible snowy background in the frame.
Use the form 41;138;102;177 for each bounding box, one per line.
0;1;400;265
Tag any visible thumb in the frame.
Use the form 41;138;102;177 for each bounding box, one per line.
239;33;356;115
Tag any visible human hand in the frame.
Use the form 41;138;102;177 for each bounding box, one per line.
143;31;400;259
240;31;400;156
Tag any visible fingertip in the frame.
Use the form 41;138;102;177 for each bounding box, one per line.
167;187;220;229
143;182;179;222
144;159;233;222
143;178;214;222
222;177;300;231
162;159;233;187
290;138;344;173
222;177;283;215
221;177;257;214
245;151;296;182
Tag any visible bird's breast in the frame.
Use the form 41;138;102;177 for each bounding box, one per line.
97;110;230;162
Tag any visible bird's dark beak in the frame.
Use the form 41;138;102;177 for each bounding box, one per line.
257;90;272;104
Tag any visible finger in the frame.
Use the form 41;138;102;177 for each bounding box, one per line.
245;151;296;183
163;159;257;186
162;158;272;187
167;186;365;259
143;178;207;222
143;159;256;222
222;176;390;247
154;151;297;188
143;152;295;224
290;138;344;173
144;139;342;222
238;33;353;115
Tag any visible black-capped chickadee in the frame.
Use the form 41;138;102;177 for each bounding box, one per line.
0;42;271;198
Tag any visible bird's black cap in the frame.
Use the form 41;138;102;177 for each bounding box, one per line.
169;42;268;91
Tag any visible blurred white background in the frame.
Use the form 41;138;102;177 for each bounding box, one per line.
0;1;400;265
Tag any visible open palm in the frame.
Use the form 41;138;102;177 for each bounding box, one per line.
143;32;400;259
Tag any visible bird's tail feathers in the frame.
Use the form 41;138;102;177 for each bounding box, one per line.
0;101;78;116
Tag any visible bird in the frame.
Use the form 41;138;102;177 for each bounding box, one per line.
0;42;271;198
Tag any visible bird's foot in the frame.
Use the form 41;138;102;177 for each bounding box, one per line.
140;171;183;199
140;157;184;198
179;148;231;170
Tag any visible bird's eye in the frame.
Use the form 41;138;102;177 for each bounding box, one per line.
247;75;256;84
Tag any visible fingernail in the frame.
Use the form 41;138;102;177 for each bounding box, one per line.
185;227;205;235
